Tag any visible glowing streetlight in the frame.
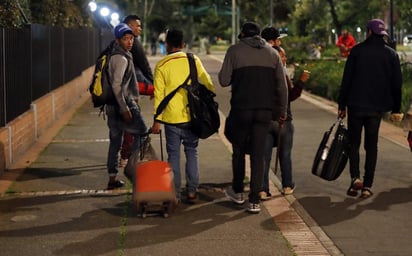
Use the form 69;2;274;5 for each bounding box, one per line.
88;1;97;12
100;7;110;17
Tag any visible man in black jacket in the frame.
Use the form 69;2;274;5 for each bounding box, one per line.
219;22;288;213
338;19;403;199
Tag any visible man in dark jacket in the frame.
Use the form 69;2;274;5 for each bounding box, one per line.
219;21;288;213
338;19;403;199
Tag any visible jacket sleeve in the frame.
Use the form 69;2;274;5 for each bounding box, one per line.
109;55;129;113
288;75;304;102
153;64;166;120
131;40;154;83
391;53;403;113
338;54;355;110
274;57;288;117
218;48;233;87
194;55;215;92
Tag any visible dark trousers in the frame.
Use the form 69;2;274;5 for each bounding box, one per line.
347;110;382;188
230;109;272;204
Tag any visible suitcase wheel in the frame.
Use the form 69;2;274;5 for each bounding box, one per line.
140;203;147;219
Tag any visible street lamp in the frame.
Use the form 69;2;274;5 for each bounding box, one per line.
356;26;362;41
87;1;120;28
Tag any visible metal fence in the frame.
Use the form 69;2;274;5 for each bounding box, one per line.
0;24;114;127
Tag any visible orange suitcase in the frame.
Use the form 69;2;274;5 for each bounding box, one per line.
133;160;177;218
128;131;177;218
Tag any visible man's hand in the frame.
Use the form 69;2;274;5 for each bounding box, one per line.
122;110;133;123
278;114;287;125
151;121;161;134
389;113;404;122
338;109;346;119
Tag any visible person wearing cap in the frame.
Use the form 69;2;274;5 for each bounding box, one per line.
261;26;310;198
219;21;288;213
151;29;214;202
337;19;403;199
105;23;148;189
260;26;287;47
336;29;356;57
118;15;154;168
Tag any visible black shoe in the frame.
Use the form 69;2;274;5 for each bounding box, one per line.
346;178;363;197
107;180;125;190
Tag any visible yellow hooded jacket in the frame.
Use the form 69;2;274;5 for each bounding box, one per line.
153;51;214;124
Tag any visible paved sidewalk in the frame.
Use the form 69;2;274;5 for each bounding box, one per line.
1;52;411;256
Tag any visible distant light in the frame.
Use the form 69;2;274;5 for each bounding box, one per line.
100;7;110;17
88;2;97;12
111;12;119;21
356;27;361;33
332;29;336;34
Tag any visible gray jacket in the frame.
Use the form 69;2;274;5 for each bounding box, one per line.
107;41;139;114
218;36;288;118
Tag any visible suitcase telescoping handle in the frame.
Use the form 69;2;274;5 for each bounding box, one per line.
146;128;164;161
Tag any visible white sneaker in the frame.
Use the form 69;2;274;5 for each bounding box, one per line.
225;186;245;204
119;158;128;168
247;203;261;213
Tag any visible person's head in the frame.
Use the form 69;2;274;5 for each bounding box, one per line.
273;45;287;66
238;21;260;39
166;29;184;53
114;23;134;51
342;29;349;37
367;19;388;37
261;26;286;46
122;15;142;37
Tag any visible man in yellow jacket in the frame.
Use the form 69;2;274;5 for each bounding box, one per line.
151;29;214;202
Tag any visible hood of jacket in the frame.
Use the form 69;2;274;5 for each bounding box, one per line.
239;35;266;49
112;41;133;60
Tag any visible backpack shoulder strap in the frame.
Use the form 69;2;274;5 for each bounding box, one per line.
154;74;190;119
186;52;198;84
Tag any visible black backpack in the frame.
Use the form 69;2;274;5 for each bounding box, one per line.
89;42;117;108
155;53;220;139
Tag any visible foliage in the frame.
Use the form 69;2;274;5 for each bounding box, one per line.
0;0;30;28
30;0;92;28
302;60;345;102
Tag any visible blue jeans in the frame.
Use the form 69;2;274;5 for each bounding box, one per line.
347;110;382;188
164;124;199;199
263;120;295;192
106;105;147;177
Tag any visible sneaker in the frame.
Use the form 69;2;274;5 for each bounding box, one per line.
346;178;363;197
283;186;295;195
360;187;373;199
187;192;197;201
259;191;272;200
225;186;245;204
119;158;128;168
247;203;261;213
107;180;125;190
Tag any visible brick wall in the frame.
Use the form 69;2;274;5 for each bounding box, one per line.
0;67;94;176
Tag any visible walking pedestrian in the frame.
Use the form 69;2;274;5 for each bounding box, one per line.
150;29;215;202
105;23;148;189
219;22;288;213
150;31;157;56
337;19;403;198
261;26;310;198
119;15;154;168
